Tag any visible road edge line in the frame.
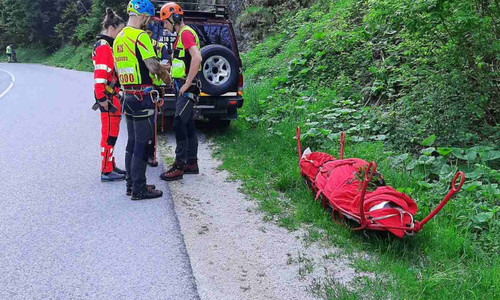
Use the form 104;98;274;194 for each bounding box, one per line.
0;68;15;99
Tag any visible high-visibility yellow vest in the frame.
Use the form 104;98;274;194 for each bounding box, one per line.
6;46;12;54
113;27;156;86
171;26;201;79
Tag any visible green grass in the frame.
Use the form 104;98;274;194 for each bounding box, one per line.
209;82;500;299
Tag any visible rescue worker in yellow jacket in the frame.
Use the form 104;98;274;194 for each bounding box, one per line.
113;0;171;200
159;2;202;182
6;44;13;63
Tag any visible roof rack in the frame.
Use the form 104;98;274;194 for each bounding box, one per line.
152;1;229;19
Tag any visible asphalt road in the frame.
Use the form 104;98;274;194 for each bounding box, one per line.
0;64;199;299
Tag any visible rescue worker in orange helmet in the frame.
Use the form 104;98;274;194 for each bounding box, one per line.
159;2;202;181
92;8;126;182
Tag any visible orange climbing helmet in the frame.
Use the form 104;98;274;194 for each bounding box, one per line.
160;2;184;23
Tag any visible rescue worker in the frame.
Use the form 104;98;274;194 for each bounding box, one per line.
159;2;202;181
6;44;13;63
92;8;126;182
113;0;171;200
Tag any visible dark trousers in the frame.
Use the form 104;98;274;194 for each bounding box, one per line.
123;94;155;194
174;93;198;166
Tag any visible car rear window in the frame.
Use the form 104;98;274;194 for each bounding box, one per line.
190;24;233;51
158;24;233;52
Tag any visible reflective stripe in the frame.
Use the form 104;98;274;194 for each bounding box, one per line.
95;78;107;84
95;64;111;72
118;67;135;74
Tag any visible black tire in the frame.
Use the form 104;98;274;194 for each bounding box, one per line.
199;45;238;96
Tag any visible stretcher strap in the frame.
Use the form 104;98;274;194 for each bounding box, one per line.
356;162;377;230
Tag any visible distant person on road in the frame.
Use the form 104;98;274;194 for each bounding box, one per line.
92;8;126;182
159;2;202;182
113;0;171;200
6;44;13;63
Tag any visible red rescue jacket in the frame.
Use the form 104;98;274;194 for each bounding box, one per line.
92;34;120;101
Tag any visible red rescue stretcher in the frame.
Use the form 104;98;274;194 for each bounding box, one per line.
296;127;465;238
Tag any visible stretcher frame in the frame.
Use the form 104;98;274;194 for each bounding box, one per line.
296;127;465;236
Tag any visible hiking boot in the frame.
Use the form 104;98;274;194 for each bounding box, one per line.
131;188;163;200
148;156;158;167
113;165;126;175
101;171;126;182
126;184;156;196
184;161;199;174
160;163;184;181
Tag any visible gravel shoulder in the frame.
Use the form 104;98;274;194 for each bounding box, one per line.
159;132;371;300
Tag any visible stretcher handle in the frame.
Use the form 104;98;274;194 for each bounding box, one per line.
340;132;345;159
417;171;466;230
296;126;302;162
364;161;376;183
451;171;465;193
358;162;377;229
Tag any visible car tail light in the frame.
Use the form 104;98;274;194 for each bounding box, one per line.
229;100;237;106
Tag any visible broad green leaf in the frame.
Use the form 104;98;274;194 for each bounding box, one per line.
430;157;446;174
463;181;482;192
475;212;493;223
421;134;436;146
351;136;365;142
396;153;409;161
481;150;500;162
418;155;435;165
406;159;418;171
421;147;436;156
451;148;467;160
436;147;453;156
439;164;457;181
417;181;433;189
327;133;340;140
318;128;332;136
305;128;320;136
465;149;478;162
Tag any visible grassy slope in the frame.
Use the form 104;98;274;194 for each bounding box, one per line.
212;88;499;299
211;0;499;299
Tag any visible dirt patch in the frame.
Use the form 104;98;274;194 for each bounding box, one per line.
159;132;371;300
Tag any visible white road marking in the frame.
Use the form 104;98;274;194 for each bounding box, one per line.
0;68;15;99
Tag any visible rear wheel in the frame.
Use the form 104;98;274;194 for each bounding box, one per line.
199;45;238;95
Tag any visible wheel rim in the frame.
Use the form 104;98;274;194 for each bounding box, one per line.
203;55;231;86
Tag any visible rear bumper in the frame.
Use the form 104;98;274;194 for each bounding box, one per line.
161;93;244;120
